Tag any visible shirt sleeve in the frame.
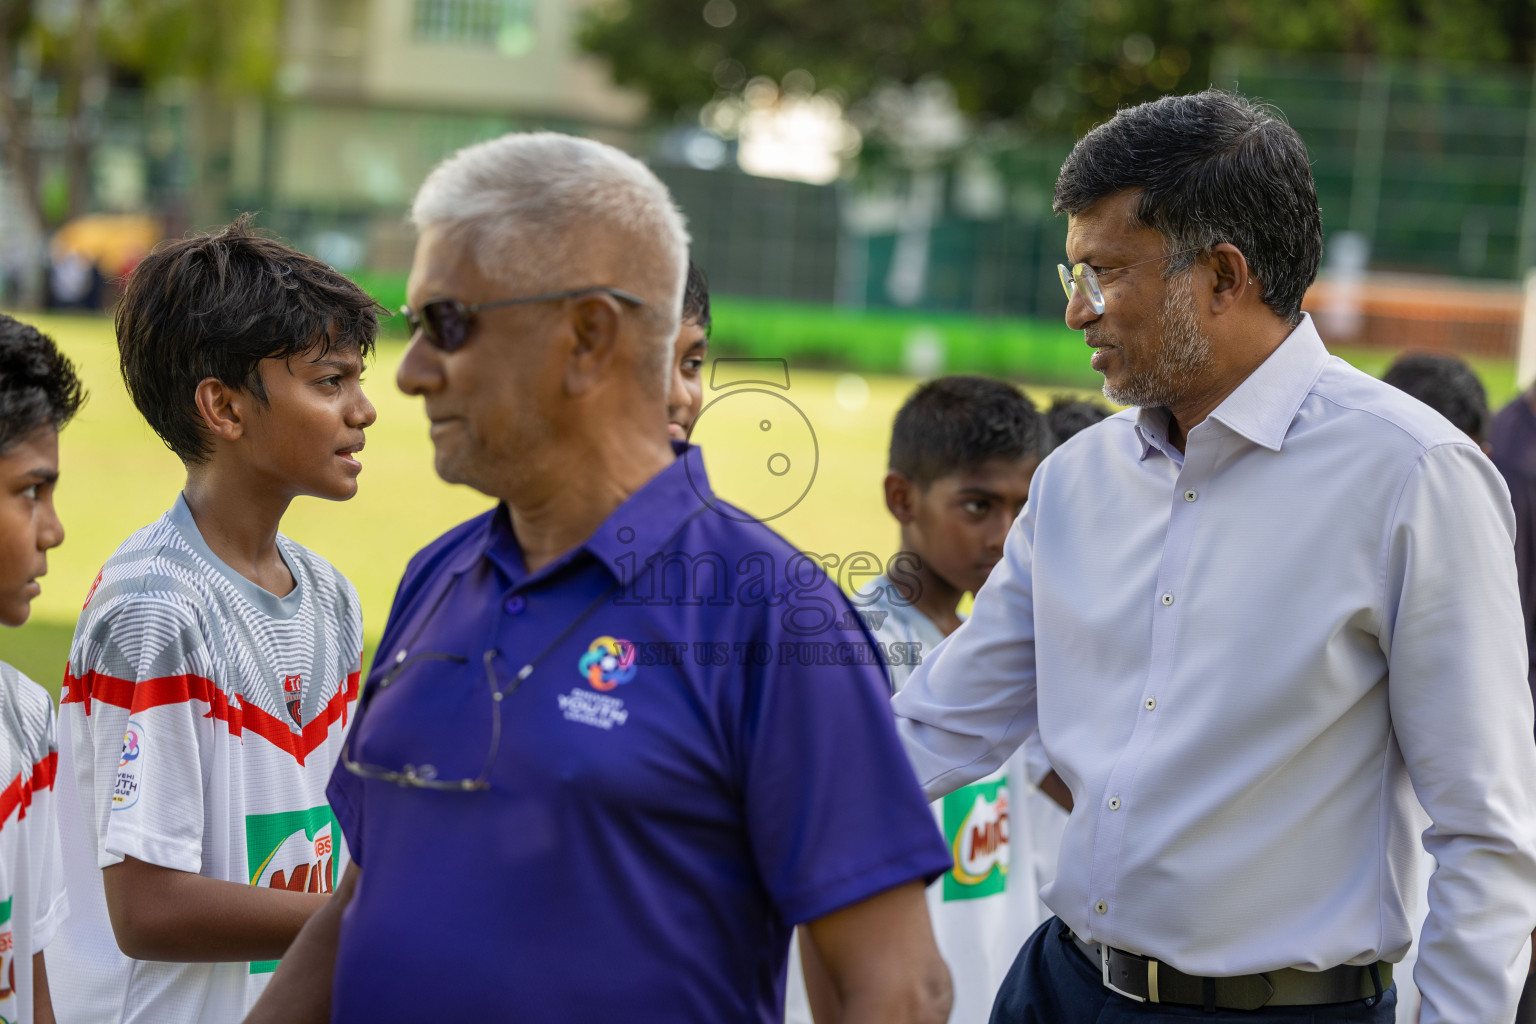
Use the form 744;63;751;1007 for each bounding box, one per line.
27;702;67;952
893;484;1042;801
1380;443;1536;1023
739;584;950;926
78;597;211;874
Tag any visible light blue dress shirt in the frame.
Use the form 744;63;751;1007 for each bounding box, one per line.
893;315;1536;1022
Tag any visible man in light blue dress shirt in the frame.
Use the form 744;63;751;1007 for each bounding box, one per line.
894;89;1536;1023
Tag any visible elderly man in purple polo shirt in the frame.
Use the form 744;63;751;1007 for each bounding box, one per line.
245;133;953;1024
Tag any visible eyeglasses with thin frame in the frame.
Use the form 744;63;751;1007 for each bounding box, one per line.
341;648;529;791
400;286;646;353
1057;247;1203;315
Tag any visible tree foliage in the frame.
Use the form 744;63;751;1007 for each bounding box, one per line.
0;0;281;303
580;0;1536;136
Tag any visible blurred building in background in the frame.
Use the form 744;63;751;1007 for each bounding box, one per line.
249;0;645;271
8;1;1536;369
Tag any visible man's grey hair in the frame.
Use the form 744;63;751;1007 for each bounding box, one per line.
412;132;691;368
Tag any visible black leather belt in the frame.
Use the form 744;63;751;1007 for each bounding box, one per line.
1067;929;1390;1010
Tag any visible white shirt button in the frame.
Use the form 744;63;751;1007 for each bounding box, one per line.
1144;697;1157;711
1161;592;1174;606
1184;489;1198;502
1108;796;1121;810
1095;900;1108;914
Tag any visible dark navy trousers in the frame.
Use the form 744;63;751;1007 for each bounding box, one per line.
989;918;1397;1024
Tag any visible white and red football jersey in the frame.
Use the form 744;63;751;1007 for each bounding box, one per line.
0;662;68;1024
49;495;360;1024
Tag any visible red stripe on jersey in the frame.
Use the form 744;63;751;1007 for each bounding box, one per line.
0;753;59;833
61;667;361;767
31;751;56;792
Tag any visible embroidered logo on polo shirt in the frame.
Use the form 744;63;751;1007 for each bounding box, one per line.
941;778;1011;900
558;689;630;730
579;636;637;691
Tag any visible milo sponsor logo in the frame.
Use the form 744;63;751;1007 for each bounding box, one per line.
941;777;1010;901
246;806;337;973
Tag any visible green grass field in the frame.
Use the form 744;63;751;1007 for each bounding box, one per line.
2;313;1050;695
0;312;1517;697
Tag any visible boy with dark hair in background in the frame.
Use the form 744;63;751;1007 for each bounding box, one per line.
1382;353;1490;451
791;376;1068;1024
49;217;381;1024
667;261;710;442
1045;395;1111;446
0;315;84;1024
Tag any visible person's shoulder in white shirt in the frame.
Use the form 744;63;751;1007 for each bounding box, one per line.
895;316;1536;1022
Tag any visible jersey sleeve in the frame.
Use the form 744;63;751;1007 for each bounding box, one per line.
26;699;67;952
737;580;951;926
70;596;213;874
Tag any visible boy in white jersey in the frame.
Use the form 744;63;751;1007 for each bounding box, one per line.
665;262;709;444
0;315;84;1024
791;377;1065;1024
49;217;380;1024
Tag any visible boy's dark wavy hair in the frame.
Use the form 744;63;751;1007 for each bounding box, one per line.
682;261;711;334
117;214;384;464
1382;353;1489;443
0;315;85;454
890;376;1052;486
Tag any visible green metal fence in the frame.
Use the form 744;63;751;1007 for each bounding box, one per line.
1213;49;1536;281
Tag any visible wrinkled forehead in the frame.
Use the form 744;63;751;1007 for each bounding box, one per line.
407;223;484;305
1064;190;1161;262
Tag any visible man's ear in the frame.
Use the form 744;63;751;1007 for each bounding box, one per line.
1204;242;1255;316
884;471;917;524
564;292;625;396
193;378;246;444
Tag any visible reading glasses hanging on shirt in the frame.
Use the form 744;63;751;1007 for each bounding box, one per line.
341;648;529;792
1057;247;1203;315
341;573;623;792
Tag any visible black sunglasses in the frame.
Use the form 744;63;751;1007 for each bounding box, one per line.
400;286;646;352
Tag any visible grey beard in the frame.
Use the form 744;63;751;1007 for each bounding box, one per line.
1102;275;1213;409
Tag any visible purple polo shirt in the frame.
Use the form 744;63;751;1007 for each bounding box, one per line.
326;447;950;1023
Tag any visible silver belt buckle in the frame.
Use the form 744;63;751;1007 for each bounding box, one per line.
1101;942;1147;1003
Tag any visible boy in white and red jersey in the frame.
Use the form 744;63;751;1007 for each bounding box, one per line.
0;314;85;1024
0;316;84;1019
792;377;1066;1024
48;217;380;1024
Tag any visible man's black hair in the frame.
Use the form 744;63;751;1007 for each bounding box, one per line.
1053;89;1322;327
0;315;85;455
890;376;1052;487
682;260;711;334
1046;395;1112;445
117;214;384;464
1382;353;1489;443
